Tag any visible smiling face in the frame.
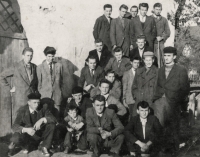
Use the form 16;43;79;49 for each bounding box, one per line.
87;58;97;70
46;54;55;63
119;8;127;18
95;42;103;52
139;6;148;16
164;53;176;65
99;83;110;95
104;7;112;18
136;38;146;49
93;100;105;114
114;51;123;61
23;51;33;64
132;60;140;69
68;109;78;119
143;56;154;68
105;73;115;83
154;7;162;16
137;106;149;119
28;99;40;111
72;93;83;103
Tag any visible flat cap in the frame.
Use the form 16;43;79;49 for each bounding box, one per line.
163;46;177;55
72;86;83;94
44;46;56;55
143;51;154;57
28;92;41;100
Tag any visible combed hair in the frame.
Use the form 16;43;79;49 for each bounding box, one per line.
137;101;149;109
105;69;115;76
113;46;122;53
130;5;138;12
153;3;162;9
22;47;33;55
104;4;112;10
66;104;78;112
137;34;146;41
99;78;111;88
139;3;149;10
95;38;103;44
86;55;97;62
119;4;128;10
93;95;106;103
43;47;56;56
130;56;141;62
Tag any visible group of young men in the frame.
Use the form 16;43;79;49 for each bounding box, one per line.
0;2;190;157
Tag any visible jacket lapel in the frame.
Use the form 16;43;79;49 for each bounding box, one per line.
166;64;177;83
101;110;107;127
142;66;157;86
103;15;110;31
124;18;128;30
18;60;30;85
117;17;124;31
52;61;57;85
92;108;101;127
136;17;142;31
143;16;149;30
136;116;144;140
24;105;32;127
95;50;100;63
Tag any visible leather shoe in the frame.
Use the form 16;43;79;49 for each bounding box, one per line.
39;147;50;157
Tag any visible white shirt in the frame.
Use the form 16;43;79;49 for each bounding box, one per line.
97;51;102;60
96;112;103;117
102;94;109;107
46;60;54;69
29;107;37;114
139;15;146;23
138;48;144;58
89;68;95;75
140;118;147;139
105;16;111;23
131;68;136;76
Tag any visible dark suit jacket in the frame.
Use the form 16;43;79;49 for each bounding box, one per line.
37;60;63;106
78;65;104;87
110;17;131;47
153;64;190;104
0;60;38;115
86;107;124;139
93;15;112;51
88;47;112;69
124;115;162;144
130;16;157;48
12;104;56;133
64;96;93;119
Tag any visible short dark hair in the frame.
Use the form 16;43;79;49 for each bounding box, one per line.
137;101;149;109
44;46;56;56
66;104;78;112
93;95;106;103
130;56;141;62
22;47;33;55
139;3;149;10
130;5;138;12
137;34;146;41
86;55;97;62
113;46;122;53
119;4;128;11
95;39;103;44
105;69;115;76
104;4;112;10
99;78;111;88
153;3;162;9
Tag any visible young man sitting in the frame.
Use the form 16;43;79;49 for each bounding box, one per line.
124;101;163;157
91;69;122;100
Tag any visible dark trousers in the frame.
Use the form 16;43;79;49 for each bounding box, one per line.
64;131;87;150
88;133;124;155
10;123;55;149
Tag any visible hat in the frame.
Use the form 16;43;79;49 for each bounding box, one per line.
27;93;41;100
72;86;83;94
143;51;154;57
43;46;56;56
163;47;177;55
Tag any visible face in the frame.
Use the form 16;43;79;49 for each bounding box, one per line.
114;51;123;61
130;7;138;17
87;58;97;70
137;106;149;119
104;8;112;18
136;39;146;49
95;42;103;52
164;53;176;65
105;73;115;83
28;99;40;111
140;6;148;16
119;8;127;18
144;56;154;68
72;93;83;103
23;51;33;64
132;60;140;69
99;83;110;95
46;54;55;63
68;109;77;119
93;100;105;114
154;7;162;16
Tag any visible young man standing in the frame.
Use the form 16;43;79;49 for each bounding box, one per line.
124;101;162;157
130;3;157;49
152;3;171;68
93;4;113;51
37;46;63;112
110;4;132;56
122;56;140;117
130;6;138;19
0;47;38;121
153;47;190;154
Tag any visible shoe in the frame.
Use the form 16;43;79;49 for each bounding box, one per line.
63;147;70;154
109;151;120;157
39;147;50;157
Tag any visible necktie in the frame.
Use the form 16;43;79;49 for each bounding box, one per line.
117;60;121;67
49;62;53;76
91;69;94;78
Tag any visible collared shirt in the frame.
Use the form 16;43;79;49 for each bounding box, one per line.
46;60;54;69
139;15;146;23
97;51;102;60
140;117;147;139
89;68;95;75
96;112;103;117
23;61;33;81
105;16;111;23
138;48;144;58
29;107;38;114
153;14;161;20
131;68;136;76
102;93;109;107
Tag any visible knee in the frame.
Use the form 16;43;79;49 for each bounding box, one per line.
87;134;101;144
10;132;21;144
116;134;124;143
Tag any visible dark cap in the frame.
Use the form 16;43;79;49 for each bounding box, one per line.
72;86;83;94
44;46;56;56
163;46;177;55
27;93;41;100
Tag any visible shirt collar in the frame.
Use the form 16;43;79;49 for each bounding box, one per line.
23;60;31;66
140;117;147;124
46;60;53;65
96;112;103;117
139;14;146;21
29;107;37;114
102;93;109;100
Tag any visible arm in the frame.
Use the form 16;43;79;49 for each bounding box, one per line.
12;109;24;133
104;58;113;72
112;81;122;100
110;20;116;47
86;109;100;134
162;19;171;42
149;117;163;143
78;68;85;87
0;66;14;87
130;20;136;46
93;18;101;40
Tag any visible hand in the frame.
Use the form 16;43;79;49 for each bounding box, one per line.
67;97;72;103
24;128;35;136
156;36;163;42
74;122;84;130
130;45;133;51
123;99;129;108
141;143;149;152
112;45;117;50
84;84;95;92
100;130;111;139
67;127;74;132
33;118;44;131
10;86;15;93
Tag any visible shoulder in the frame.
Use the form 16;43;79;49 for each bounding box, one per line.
108;57;115;62
96;66;103;72
113;79;121;86
147;16;154;20
16;105;28;115
161;16;168;21
105;108;115;116
89;49;96;55
81;66;88;72
148;115;159;122
55;62;62;67
86;107;94;115
122;56;130;62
